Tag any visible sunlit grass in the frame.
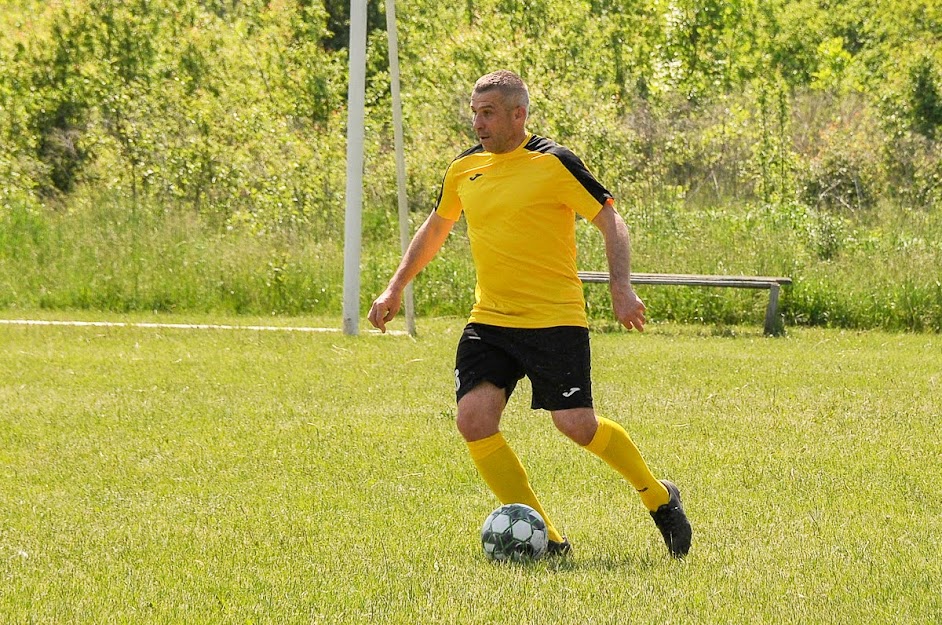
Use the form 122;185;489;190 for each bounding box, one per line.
1;317;940;623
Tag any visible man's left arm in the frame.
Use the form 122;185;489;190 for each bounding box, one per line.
591;202;646;332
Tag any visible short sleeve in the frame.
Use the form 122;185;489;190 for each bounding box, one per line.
554;154;612;221
434;162;462;220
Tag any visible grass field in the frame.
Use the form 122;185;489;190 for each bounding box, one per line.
1;314;940;624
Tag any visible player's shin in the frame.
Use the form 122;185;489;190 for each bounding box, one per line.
466;432;565;544
583;417;670;511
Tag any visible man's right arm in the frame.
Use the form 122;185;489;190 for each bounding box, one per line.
368;211;456;332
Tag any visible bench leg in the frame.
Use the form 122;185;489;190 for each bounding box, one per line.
764;284;782;336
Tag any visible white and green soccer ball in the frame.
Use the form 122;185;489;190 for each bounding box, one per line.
480;503;548;562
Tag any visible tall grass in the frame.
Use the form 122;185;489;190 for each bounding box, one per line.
581;199;942;332
0;194;345;315
2;191;942;331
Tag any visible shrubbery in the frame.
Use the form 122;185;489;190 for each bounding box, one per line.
1;0;941;330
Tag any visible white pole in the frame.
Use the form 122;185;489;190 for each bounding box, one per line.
385;0;415;336
342;0;368;336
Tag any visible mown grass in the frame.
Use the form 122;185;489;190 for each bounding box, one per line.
1;315;940;623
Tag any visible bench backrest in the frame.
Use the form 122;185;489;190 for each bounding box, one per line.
578;272;792;289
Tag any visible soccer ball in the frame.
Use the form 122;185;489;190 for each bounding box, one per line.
480;503;548;562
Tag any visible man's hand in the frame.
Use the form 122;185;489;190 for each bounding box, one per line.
611;285;646;332
367;212;456;333
368;289;402;333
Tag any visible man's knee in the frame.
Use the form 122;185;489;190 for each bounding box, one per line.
552;408;598;446
456;382;505;442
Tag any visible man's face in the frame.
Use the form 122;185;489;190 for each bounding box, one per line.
470;89;525;154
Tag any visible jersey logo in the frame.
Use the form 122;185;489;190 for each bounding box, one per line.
562;387;581;398
469;173;483;181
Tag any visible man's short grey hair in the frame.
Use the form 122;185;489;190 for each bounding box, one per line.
473;70;530;114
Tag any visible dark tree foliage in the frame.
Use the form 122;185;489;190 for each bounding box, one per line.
320;0;386;51
909;56;942;139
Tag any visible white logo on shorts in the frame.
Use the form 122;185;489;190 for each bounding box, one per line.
562;387;581;398
455;369;461;392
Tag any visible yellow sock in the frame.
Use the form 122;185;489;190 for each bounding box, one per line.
467;432;564;543
584;417;670;511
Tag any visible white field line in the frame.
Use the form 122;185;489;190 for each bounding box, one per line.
0;319;408;336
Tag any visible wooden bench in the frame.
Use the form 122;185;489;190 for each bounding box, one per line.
578;271;793;335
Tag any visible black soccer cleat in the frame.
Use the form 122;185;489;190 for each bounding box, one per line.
650;480;692;559
546;537;572;557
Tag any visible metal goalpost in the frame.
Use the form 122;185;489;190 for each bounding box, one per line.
342;0;416;336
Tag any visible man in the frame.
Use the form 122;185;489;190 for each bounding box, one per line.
368;70;691;558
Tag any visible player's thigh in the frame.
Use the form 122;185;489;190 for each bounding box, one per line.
520;326;593;411
455;324;523;403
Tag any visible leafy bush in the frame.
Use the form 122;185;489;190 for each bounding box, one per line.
1;0;941;331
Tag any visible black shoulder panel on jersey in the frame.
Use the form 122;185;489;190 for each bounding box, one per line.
434;144;485;211
524;135;613;205
456;143;485;160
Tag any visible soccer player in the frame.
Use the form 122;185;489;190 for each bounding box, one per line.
368;70;692;558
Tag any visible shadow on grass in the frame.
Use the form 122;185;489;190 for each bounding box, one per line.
547;551;669;574
477;549;669;574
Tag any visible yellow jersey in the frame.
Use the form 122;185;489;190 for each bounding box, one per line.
435;134;612;328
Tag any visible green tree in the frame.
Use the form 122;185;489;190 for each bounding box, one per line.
909;55;942;139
